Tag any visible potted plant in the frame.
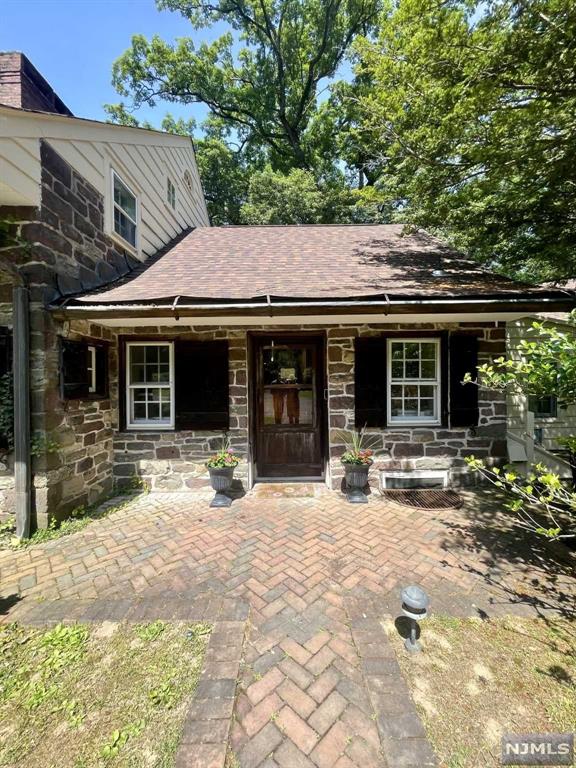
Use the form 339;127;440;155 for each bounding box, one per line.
339;428;377;504
206;436;240;508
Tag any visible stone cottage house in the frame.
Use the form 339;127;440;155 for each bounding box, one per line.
0;53;573;534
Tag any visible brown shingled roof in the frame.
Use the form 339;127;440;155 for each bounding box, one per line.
74;225;560;304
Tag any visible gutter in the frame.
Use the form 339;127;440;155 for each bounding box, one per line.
0;258;31;539
52;293;576;316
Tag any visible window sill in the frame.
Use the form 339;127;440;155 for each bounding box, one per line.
63;394;110;403
110;231;140;259
125;424;175;431
387;421;442;428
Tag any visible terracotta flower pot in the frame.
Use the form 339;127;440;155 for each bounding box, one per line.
342;462;371;504
208;466;235;507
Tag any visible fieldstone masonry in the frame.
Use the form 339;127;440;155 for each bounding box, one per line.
1;141;134;525
105;321;507;493
1;140;509;521
327;322;507;489
110;327;250;492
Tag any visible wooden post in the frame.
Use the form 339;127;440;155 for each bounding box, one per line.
13;285;31;539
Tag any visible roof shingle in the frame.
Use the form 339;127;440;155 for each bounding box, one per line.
75;225;558;304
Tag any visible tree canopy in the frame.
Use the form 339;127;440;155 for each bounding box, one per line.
107;0;576;278
352;0;576;280
108;0;380;170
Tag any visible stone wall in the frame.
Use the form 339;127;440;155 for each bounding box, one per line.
1;141;132;525
327;322;507;489
110;327;249;492
105;321;507;493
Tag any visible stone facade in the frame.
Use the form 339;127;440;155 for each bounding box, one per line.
103;321;507;493
326;322;507;489
109;327;249;492
1;141;133;526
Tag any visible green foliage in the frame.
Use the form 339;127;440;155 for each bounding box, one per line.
337;426;379;465
148;680;177;708
465;457;574;540
100;720;145;760
30;433;60;458
8;487;145;550
0;372;13;452
206;434;240;468
108;0;380;171
464;312;576;406
135;621;167;642
353;0;576;280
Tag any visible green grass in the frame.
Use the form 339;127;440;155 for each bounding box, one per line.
0;621;211;767
385;615;576;768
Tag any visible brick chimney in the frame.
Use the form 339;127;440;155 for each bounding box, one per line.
0;52;73;116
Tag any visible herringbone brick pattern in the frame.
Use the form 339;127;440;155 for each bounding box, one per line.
1;488;574;767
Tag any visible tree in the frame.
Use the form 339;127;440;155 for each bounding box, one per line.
108;0;380;171
353;0;576;281
239;165;387;224
465;312;576;541
465;313;576;407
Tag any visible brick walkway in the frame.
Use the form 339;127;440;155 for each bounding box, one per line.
1;487;574;768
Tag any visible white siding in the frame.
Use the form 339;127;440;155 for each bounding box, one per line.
0;108;210;258
507;316;576;452
0;136;41;206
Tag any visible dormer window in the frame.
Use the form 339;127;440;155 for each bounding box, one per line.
112;171;138;248
167;177;176;209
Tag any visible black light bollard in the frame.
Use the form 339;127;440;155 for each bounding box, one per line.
401;585;430;653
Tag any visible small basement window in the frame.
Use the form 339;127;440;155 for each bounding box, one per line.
381;470;448;490
61;339;108;400
167;177;176;209
112;171;138;248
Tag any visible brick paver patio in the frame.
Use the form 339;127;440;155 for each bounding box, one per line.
1;486;574;768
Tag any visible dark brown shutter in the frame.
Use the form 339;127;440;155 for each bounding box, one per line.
0;328;11;378
449;333;479;427
94;345;109;397
61;339;89;399
175;340;229;430
354;337;387;428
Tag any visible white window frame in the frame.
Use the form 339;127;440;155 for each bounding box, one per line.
167;176;176;209
111;169;139;253
387;338;441;425
125;341;175;430
87;345;97;394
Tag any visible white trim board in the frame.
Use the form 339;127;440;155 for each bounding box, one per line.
91;312;527;328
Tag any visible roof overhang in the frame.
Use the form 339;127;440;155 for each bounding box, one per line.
51;291;576;326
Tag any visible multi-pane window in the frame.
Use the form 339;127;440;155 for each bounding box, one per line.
528;395;557;418
387;339;441;423
167;177;176;209
126;342;174;429
113;171;138;248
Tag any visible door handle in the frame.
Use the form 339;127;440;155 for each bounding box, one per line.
323;388;329;401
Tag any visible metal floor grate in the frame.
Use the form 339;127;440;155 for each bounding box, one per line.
381;488;463;511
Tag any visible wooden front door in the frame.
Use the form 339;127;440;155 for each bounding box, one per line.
252;335;326;479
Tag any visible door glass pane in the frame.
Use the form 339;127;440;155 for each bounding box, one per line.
263;389;313;425
262;346;313;385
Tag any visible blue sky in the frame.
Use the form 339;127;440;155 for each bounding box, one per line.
0;0;213;128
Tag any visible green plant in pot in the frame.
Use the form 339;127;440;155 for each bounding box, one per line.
206;436;240;508
339;428;378;504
